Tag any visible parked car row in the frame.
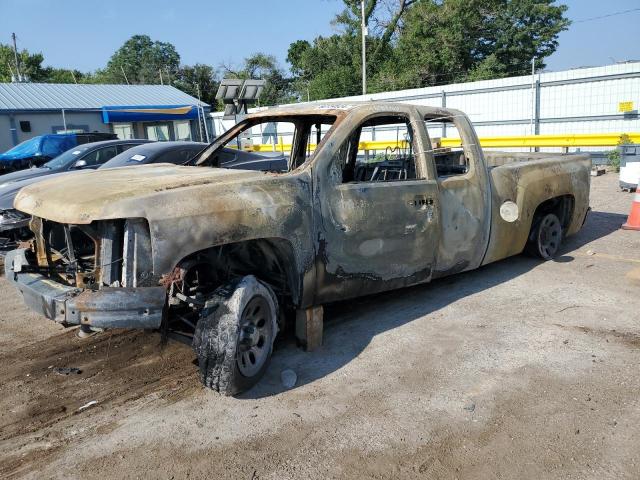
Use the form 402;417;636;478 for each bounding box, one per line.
0;132;117;173
0;140;207;248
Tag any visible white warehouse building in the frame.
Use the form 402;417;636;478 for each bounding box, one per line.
210;61;640;154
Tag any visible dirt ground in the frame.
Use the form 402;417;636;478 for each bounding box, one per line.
0;173;639;480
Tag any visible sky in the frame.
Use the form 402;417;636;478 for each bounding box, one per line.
1;0;639;75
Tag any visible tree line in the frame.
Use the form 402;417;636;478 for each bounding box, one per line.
0;0;569;109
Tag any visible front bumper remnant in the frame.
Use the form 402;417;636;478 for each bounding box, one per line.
4;249;166;329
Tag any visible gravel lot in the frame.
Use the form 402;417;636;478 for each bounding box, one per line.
0;173;639;480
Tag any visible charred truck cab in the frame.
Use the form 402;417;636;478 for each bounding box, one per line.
5;103;591;396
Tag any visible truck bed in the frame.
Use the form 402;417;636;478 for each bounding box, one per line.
484;151;590;168
481;151;591;265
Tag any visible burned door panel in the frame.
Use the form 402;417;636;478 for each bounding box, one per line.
313;110;440;303
425;113;492;276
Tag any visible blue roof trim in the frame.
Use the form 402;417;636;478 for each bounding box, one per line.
101;104;199;123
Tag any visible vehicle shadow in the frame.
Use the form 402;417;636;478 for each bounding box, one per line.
563;210;628;250
241;210;623;399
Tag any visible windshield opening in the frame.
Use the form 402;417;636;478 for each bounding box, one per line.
193;115;337;173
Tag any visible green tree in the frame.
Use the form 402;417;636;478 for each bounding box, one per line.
287;35;362;100
378;0;569;89
41;67;88;84
287;0;569;98
0;43;48;82
287;0;414;100
98;35;181;85
174;63;220;109
334;0;416;70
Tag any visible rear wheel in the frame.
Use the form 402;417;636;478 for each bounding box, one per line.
192;275;278;396
526;213;562;259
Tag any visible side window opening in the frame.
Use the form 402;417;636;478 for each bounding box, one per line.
118;143;137;154
81;146;117;167
339;115;420;184
154;149;194;165
425;116;469;178
96;145;118;164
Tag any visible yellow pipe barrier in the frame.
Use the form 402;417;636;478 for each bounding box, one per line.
472;132;640;148
240;132;640;153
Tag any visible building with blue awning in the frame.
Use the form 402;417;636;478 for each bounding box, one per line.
0;83;211;152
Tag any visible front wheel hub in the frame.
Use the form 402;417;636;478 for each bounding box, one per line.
236;296;273;377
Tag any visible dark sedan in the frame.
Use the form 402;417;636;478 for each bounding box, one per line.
103;141;288;171
100;141;207;168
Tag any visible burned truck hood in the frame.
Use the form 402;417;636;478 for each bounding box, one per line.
14;164;266;224
0;171;72;210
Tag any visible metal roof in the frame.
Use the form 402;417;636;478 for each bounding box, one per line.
0;83;208;111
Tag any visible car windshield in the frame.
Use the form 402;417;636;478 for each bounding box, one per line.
2;137;42;156
43;145;91;170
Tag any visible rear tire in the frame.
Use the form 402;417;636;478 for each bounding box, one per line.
525;212;562;260
192;275;278;396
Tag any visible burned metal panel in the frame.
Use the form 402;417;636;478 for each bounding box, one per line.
122;219;154;287
310;104;441;303
98;221;122;287
482;152;591;265
4;249;79;323
142;171;316;303
68;286;165;329
14;166;267;225
5;249;165;328
418;108;493;277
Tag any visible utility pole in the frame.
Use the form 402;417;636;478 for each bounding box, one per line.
159;68;164;85
196;83;210;142
195;83;205;142
361;0;367;95
11;33;21;81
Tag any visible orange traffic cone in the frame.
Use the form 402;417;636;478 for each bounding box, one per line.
622;187;640;231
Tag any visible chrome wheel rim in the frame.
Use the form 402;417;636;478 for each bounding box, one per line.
237;296;272;377
538;215;561;259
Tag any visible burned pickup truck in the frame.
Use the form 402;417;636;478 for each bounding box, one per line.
5;103;590;395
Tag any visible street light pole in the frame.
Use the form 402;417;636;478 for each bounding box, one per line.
361;0;367;95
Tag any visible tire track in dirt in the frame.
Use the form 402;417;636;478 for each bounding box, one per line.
0;329;201;478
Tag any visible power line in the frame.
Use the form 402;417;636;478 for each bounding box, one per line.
573;7;640;24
